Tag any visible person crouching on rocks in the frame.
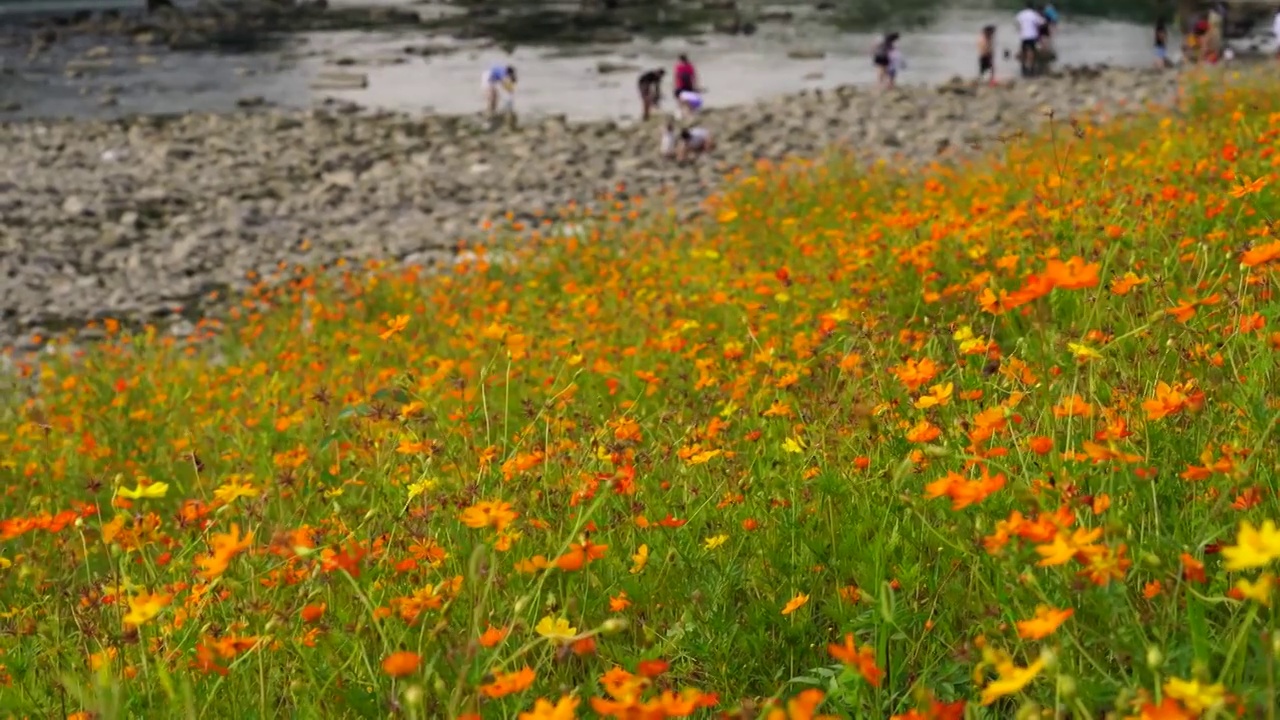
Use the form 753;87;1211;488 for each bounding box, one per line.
676;126;714;162
638;68;665;120
482;64;517;116
676;88;704;119
873;33;902;89
979;25;997;85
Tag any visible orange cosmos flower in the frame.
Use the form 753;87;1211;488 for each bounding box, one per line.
781;593;809;615
300;603;326;624
1035;526;1104;566
636;659;669;678
460;500;518;532
380;651;420;678
378;314;410;340
479;624;509;648
1242;240;1280;267
828;634;884;687
1229;175;1268;198
519;696;580;720
924;470;1006;511
766;688;836;720
905;420;941;443
1015;606;1073;639
892;357;940;392
555;540;608;571
481;666;537;698
1042;256;1100;290
1142;381;1201;420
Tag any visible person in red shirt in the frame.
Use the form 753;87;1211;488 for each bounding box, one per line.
673;54;697;100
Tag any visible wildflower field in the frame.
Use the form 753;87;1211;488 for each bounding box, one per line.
3;73;1280;720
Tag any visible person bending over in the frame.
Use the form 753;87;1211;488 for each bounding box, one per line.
676;88;704;119
638;68;665;120
482;64;517;116
676;126;714;162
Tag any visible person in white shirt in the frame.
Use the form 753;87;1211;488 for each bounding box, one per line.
1274;8;1280;59
1015;1;1045;76
676;126;714;161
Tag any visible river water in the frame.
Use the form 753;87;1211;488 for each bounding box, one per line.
0;4;1227;122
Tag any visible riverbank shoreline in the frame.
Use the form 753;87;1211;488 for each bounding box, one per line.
0;62;1248;356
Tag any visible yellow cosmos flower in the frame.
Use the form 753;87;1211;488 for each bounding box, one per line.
979;646;1046;705
534;616;577;644
1223;520;1280;571
630;544;649;575
123;591;172;627
118;482;169;500
1163;677;1225;714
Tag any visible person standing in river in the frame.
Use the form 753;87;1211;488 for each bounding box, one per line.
673;54;698;100
1154;18;1172;68
873;33;902;89
637;68;665;120
978;25;997;85
1015;2;1046;76
1274;8;1280;60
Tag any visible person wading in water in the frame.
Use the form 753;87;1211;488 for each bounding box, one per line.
1015;1;1046;76
978;25;997;85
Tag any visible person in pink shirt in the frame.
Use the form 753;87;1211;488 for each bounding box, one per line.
673;54;697;100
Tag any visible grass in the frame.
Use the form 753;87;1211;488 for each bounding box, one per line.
2;70;1280;720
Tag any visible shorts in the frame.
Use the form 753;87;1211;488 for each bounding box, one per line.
1155;46;1168;60
873;54;889;67
1020;38;1038;54
979;54;993;73
481;72;500;92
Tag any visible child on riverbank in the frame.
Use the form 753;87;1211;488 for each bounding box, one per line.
482;64;516;116
660;120;676;157
979;25;996;85
676;126;714;162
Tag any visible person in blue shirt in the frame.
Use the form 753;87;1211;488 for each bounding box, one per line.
481;64;517;116
1042;3;1059;25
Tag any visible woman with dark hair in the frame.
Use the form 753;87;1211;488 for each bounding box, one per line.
637;68;665;120
873;32;901;89
1155;17;1172;68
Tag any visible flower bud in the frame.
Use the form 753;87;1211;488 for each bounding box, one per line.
1039;647;1058;673
1057;675;1076;699
1146;646;1164;670
602;617;628;634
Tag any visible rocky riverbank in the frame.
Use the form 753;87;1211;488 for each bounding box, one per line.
0;65;1183;351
